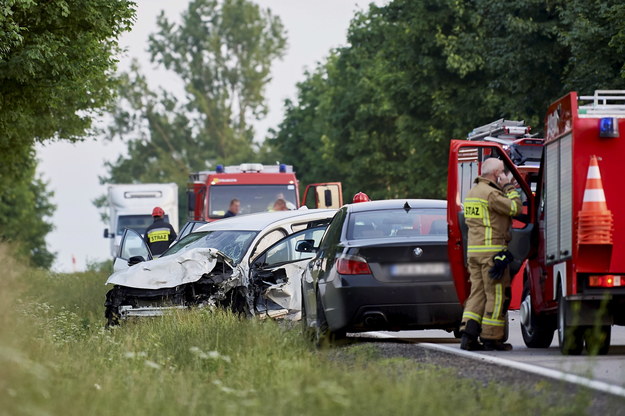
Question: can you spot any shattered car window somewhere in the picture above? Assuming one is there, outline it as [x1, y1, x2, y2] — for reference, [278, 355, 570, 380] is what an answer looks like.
[161, 230, 258, 264]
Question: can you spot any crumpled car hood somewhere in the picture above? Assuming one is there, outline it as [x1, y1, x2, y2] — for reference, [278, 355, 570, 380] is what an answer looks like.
[106, 248, 231, 289]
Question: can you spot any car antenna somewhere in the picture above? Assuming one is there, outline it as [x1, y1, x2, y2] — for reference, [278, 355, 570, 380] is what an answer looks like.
[403, 201, 411, 212]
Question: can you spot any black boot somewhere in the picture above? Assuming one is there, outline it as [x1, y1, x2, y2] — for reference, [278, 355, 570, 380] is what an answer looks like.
[460, 319, 484, 351]
[460, 334, 484, 351]
[482, 339, 513, 351]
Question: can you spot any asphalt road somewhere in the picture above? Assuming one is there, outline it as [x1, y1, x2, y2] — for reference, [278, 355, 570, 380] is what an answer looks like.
[360, 310, 625, 391]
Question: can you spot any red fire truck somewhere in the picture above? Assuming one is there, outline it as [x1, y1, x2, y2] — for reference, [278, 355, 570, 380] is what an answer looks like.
[448, 90, 625, 355]
[466, 120, 544, 309]
[187, 163, 343, 221]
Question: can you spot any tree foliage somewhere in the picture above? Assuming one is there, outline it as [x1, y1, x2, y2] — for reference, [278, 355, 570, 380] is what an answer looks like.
[270, 0, 625, 200]
[0, 0, 135, 165]
[0, 0, 135, 267]
[100, 0, 287, 222]
[0, 153, 56, 268]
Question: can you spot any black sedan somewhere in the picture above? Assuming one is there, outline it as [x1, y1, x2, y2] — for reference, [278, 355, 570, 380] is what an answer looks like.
[301, 199, 462, 344]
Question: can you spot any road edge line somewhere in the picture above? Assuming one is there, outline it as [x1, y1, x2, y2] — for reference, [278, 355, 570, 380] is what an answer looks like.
[419, 342, 625, 399]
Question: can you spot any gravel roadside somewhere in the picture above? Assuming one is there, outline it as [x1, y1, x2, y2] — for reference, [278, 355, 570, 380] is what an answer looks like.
[348, 341, 625, 415]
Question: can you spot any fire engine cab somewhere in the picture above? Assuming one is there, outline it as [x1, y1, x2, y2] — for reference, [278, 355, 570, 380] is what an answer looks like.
[448, 90, 625, 355]
[187, 163, 342, 221]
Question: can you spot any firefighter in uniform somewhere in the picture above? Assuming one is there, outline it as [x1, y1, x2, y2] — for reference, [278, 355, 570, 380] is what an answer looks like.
[143, 206, 177, 257]
[460, 158, 521, 351]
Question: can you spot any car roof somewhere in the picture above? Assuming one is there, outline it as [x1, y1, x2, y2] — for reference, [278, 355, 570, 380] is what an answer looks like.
[193, 209, 337, 232]
[347, 199, 446, 213]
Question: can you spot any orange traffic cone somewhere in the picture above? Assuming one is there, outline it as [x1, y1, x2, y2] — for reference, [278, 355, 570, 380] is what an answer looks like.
[577, 156, 613, 245]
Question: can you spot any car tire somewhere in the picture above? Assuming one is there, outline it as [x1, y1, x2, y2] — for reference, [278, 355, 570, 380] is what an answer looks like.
[105, 306, 120, 327]
[104, 287, 121, 327]
[557, 289, 584, 355]
[225, 286, 251, 317]
[520, 281, 555, 348]
[300, 284, 315, 342]
[315, 289, 346, 348]
[583, 325, 611, 355]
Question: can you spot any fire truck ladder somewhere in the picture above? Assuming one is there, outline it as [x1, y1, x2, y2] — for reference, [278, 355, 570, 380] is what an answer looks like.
[578, 90, 625, 118]
[466, 119, 542, 167]
[467, 119, 531, 142]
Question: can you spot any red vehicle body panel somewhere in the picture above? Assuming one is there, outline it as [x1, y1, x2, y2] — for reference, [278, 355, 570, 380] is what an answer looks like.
[447, 140, 535, 305]
[532, 92, 625, 309]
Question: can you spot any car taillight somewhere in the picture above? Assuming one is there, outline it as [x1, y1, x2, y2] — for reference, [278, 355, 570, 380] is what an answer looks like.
[589, 275, 624, 287]
[336, 257, 371, 275]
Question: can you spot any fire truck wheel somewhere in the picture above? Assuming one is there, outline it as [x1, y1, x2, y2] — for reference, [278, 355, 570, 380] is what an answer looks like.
[583, 325, 611, 355]
[557, 291, 584, 355]
[520, 283, 555, 348]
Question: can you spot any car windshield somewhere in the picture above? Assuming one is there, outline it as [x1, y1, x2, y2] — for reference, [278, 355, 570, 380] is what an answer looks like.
[347, 208, 447, 240]
[117, 215, 169, 235]
[208, 185, 298, 219]
[161, 230, 258, 264]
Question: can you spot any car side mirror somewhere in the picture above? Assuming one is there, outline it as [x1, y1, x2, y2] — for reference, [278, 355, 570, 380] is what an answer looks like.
[295, 239, 316, 253]
[104, 228, 109, 238]
[128, 256, 146, 267]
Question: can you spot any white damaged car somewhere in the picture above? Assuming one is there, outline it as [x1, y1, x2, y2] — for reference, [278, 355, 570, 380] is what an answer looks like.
[104, 209, 335, 325]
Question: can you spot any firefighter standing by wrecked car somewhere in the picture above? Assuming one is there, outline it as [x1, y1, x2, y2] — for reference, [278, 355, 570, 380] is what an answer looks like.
[459, 158, 521, 351]
[144, 206, 177, 257]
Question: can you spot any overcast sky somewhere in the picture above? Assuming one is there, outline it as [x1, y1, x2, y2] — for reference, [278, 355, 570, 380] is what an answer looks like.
[36, 0, 383, 272]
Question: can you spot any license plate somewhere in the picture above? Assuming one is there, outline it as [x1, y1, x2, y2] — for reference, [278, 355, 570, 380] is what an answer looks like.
[390, 263, 447, 276]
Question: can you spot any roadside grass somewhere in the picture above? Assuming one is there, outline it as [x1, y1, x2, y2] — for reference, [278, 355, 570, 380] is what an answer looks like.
[0, 244, 589, 415]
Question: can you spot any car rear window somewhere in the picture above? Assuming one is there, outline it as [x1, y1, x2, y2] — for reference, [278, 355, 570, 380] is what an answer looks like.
[346, 208, 447, 240]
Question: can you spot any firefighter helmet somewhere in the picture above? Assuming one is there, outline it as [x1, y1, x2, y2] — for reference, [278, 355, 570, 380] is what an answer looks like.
[352, 192, 371, 203]
[152, 206, 165, 217]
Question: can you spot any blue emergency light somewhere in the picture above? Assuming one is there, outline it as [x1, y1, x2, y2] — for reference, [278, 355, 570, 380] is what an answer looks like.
[216, 164, 224, 173]
[279, 163, 287, 173]
[599, 117, 619, 138]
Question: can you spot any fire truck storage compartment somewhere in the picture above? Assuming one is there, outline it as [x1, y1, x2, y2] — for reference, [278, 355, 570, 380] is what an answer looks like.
[544, 133, 573, 265]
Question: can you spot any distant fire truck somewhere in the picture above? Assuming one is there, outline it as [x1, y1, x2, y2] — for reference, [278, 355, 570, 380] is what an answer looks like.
[187, 163, 342, 221]
[448, 90, 625, 355]
[466, 119, 544, 309]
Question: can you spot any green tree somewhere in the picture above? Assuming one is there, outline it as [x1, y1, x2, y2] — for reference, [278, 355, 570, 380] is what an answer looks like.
[270, 0, 625, 200]
[0, 0, 135, 267]
[1, 0, 135, 171]
[100, 0, 287, 223]
[557, 0, 625, 92]
[0, 150, 56, 267]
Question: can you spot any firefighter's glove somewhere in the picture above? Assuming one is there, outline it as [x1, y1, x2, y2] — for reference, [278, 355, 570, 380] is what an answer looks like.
[489, 250, 513, 280]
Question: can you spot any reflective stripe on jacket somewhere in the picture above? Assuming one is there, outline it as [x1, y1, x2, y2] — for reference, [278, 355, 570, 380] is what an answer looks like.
[143, 219, 177, 256]
[464, 177, 521, 256]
